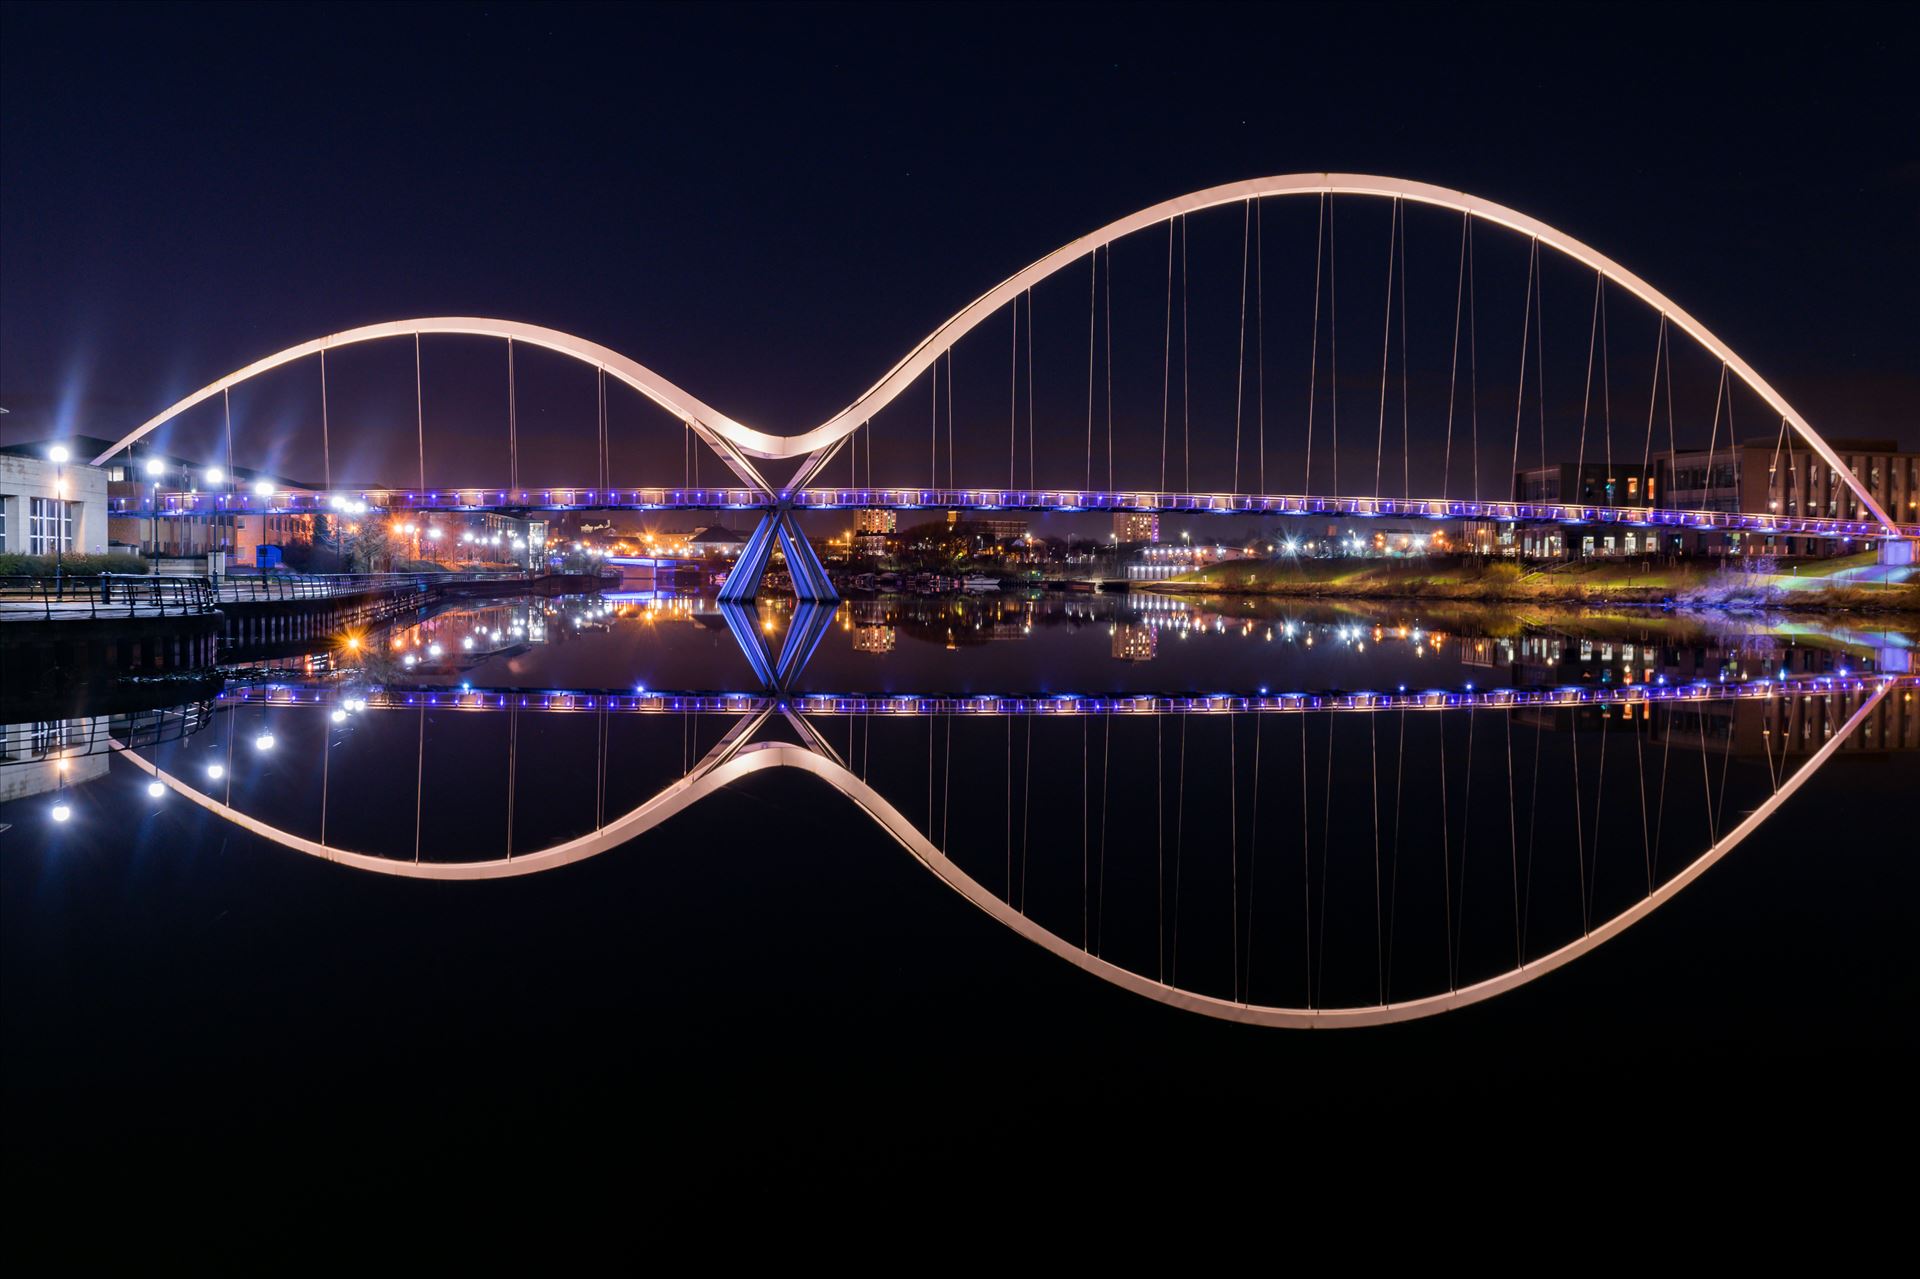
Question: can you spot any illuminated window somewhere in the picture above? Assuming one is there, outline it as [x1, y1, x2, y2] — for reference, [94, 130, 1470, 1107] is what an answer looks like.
[28, 498, 73, 554]
[1626, 477, 1639, 498]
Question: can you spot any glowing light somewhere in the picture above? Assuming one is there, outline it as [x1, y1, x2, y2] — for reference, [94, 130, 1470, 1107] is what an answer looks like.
[147, 781, 166, 799]
[51, 802, 72, 822]
[207, 763, 225, 780]
[205, 467, 225, 485]
[331, 709, 348, 723]
[48, 444, 70, 463]
[428, 643, 443, 656]
[254, 733, 276, 751]
[253, 480, 275, 498]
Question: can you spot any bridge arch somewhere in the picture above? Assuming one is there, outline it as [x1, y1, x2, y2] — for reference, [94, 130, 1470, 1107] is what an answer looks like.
[88, 316, 775, 491]
[93, 176, 1898, 531]
[110, 681, 1891, 1026]
[795, 174, 1898, 531]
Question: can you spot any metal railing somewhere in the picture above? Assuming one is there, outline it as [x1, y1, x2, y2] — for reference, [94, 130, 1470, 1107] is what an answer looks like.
[213, 572, 437, 603]
[0, 703, 217, 765]
[3, 569, 577, 620]
[0, 574, 216, 619]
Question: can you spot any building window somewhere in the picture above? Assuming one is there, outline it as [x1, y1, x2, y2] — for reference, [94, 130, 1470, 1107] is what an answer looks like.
[1626, 477, 1639, 498]
[0, 497, 8, 551]
[28, 498, 74, 554]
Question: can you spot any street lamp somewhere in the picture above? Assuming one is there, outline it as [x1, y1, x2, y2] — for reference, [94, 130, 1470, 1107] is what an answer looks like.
[146, 458, 165, 569]
[47, 445, 70, 587]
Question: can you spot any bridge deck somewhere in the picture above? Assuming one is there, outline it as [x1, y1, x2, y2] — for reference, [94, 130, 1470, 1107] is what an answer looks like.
[121, 486, 1917, 542]
[210, 673, 1915, 717]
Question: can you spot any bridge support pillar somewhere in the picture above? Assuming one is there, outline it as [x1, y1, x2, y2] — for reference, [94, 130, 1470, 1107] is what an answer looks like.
[1877, 538, 1914, 568]
[718, 510, 838, 604]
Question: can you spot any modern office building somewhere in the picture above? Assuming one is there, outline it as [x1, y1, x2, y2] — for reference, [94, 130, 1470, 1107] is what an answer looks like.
[1512, 460, 1660, 507]
[1659, 436, 1918, 554]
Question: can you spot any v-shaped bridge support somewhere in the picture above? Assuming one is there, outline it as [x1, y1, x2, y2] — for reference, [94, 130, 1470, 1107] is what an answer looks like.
[717, 506, 839, 603]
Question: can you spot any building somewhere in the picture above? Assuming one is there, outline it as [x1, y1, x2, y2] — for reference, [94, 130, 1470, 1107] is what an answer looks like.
[945, 510, 1028, 542]
[1660, 437, 1919, 555]
[1512, 460, 1661, 558]
[1113, 512, 1160, 543]
[1111, 622, 1157, 661]
[852, 624, 896, 653]
[1, 435, 322, 567]
[1513, 461, 1659, 507]
[0, 447, 109, 557]
[687, 525, 752, 557]
[854, 509, 897, 535]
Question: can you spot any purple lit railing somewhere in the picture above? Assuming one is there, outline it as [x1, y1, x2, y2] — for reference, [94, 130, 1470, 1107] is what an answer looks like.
[211, 673, 1916, 717]
[116, 484, 1917, 542]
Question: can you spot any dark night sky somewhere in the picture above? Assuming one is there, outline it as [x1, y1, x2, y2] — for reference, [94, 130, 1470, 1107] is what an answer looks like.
[3, 0, 1915, 463]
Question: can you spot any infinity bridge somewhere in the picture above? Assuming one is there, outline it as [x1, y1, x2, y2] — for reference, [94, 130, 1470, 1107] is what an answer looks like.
[96, 173, 1913, 606]
[111, 662, 1913, 1028]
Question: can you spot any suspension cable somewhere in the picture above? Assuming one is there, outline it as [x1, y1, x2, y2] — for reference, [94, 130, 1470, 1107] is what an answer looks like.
[1086, 251, 1097, 491]
[1181, 215, 1192, 491]
[1305, 195, 1326, 493]
[1234, 197, 1251, 494]
[1374, 197, 1398, 498]
[1704, 362, 1729, 524]
[1575, 273, 1601, 479]
[1640, 314, 1666, 484]
[1026, 290, 1036, 488]
[1534, 241, 1549, 479]
[1255, 197, 1266, 494]
[1443, 212, 1466, 500]
[506, 338, 518, 492]
[1105, 242, 1114, 491]
[1328, 197, 1339, 498]
[223, 386, 235, 494]
[1468, 219, 1480, 501]
[319, 347, 331, 490]
[1171, 714, 1187, 984]
[414, 333, 426, 491]
[1508, 238, 1538, 495]
[1161, 221, 1172, 492]
[1398, 199, 1410, 500]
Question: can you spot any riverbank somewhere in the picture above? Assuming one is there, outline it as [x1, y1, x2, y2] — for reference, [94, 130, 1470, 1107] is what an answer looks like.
[1143, 555, 1920, 614]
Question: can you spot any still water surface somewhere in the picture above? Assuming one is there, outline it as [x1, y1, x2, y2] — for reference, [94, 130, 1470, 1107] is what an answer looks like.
[5, 590, 1914, 1151]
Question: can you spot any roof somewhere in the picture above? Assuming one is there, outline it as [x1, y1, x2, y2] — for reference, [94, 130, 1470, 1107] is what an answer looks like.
[0, 435, 326, 489]
[688, 525, 752, 544]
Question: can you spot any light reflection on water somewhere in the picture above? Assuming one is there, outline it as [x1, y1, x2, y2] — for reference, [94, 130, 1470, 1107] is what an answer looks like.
[4, 590, 1915, 1030]
[356, 590, 1912, 697]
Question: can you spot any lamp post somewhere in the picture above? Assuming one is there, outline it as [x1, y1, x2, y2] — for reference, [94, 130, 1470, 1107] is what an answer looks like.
[47, 445, 69, 594]
[145, 457, 165, 572]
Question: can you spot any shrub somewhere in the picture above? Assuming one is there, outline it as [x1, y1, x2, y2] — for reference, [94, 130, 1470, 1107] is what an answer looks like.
[0, 552, 150, 576]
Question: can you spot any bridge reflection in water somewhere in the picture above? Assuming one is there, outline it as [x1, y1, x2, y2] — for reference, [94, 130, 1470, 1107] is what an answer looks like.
[98, 595, 1915, 1028]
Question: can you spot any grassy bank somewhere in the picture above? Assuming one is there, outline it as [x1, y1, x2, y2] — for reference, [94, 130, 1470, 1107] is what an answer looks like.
[1144, 555, 1920, 613]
